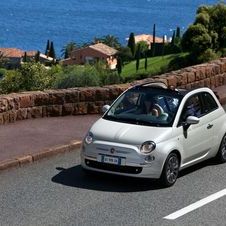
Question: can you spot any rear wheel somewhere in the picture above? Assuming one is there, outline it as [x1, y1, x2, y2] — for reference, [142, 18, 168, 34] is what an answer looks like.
[160, 153, 179, 187]
[216, 134, 226, 163]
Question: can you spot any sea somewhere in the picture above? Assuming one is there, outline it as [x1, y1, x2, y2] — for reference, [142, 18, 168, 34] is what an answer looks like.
[0, 0, 219, 57]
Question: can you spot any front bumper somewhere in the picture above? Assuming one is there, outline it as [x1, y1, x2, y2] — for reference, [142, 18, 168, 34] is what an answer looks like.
[80, 141, 164, 179]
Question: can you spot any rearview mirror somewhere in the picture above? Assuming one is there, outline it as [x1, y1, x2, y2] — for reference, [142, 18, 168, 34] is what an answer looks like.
[102, 105, 110, 113]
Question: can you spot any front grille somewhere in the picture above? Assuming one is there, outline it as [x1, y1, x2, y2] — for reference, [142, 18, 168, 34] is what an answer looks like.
[85, 159, 142, 174]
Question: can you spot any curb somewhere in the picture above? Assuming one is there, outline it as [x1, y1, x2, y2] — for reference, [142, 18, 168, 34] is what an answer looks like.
[0, 140, 82, 172]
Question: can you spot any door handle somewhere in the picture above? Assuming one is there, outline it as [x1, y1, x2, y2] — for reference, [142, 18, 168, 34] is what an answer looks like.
[207, 124, 213, 129]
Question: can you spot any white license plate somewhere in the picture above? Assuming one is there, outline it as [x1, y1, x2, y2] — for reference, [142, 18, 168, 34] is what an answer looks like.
[102, 156, 120, 165]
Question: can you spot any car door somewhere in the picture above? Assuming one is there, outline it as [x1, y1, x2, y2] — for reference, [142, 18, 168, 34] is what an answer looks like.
[178, 93, 214, 166]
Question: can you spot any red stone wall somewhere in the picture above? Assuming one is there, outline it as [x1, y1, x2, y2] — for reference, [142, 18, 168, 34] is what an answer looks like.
[0, 58, 226, 125]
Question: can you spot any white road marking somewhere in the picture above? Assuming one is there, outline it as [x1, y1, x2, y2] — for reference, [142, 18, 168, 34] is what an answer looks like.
[164, 188, 226, 220]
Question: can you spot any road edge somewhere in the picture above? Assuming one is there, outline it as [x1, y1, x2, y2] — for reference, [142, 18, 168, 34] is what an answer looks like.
[0, 140, 82, 172]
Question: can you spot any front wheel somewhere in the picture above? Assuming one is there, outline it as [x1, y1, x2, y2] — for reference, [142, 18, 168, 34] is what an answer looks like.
[216, 134, 226, 163]
[160, 153, 179, 187]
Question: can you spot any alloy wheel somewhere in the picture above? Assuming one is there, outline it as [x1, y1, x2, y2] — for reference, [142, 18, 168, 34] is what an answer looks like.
[166, 155, 179, 184]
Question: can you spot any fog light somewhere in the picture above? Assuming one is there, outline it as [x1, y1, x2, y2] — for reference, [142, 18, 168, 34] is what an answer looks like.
[144, 155, 155, 162]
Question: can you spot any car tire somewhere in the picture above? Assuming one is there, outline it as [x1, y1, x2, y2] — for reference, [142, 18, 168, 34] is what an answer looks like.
[216, 134, 226, 163]
[160, 153, 179, 187]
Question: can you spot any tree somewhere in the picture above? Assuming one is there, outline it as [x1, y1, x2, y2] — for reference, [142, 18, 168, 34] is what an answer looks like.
[116, 57, 122, 75]
[45, 40, 50, 56]
[171, 30, 175, 45]
[127, 32, 136, 57]
[135, 43, 141, 71]
[152, 24, 156, 57]
[181, 3, 226, 61]
[144, 52, 148, 71]
[23, 52, 27, 62]
[117, 46, 133, 64]
[61, 41, 77, 59]
[176, 27, 181, 39]
[102, 35, 121, 49]
[35, 51, 40, 62]
[162, 35, 165, 56]
[0, 52, 8, 68]
[49, 41, 56, 59]
[182, 24, 212, 55]
[136, 41, 149, 58]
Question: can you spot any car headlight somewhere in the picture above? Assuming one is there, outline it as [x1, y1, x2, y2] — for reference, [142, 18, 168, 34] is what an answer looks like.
[140, 141, 156, 154]
[85, 132, 94, 144]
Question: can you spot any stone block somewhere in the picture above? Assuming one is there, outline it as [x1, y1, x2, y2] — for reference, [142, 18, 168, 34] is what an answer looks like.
[62, 103, 75, 116]
[166, 75, 177, 87]
[204, 78, 211, 87]
[16, 108, 28, 120]
[215, 74, 224, 87]
[87, 102, 99, 114]
[195, 68, 206, 81]
[2, 112, 9, 124]
[210, 77, 216, 88]
[19, 94, 34, 108]
[34, 92, 49, 106]
[79, 88, 96, 102]
[9, 111, 17, 123]
[31, 107, 43, 118]
[74, 102, 88, 115]
[64, 89, 79, 103]
[187, 72, 196, 83]
[46, 90, 65, 105]
[95, 88, 110, 101]
[0, 98, 8, 113]
[46, 105, 62, 117]
[0, 114, 4, 124]
[42, 106, 47, 117]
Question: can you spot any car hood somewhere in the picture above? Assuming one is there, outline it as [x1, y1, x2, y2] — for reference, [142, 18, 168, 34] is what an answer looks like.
[89, 118, 173, 145]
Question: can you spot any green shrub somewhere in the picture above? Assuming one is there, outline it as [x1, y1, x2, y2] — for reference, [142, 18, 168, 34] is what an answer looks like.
[0, 63, 55, 93]
[103, 71, 123, 85]
[54, 65, 101, 88]
[168, 54, 195, 71]
[0, 68, 7, 78]
[0, 70, 21, 93]
[197, 48, 218, 63]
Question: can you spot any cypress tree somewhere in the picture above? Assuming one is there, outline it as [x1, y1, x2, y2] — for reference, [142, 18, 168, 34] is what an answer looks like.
[136, 43, 141, 72]
[116, 57, 122, 75]
[45, 40, 50, 56]
[49, 41, 56, 59]
[176, 26, 181, 38]
[35, 51, 40, 62]
[23, 52, 27, 62]
[162, 35, 165, 56]
[171, 30, 175, 45]
[144, 52, 148, 71]
[152, 24, 156, 57]
[64, 48, 69, 59]
[127, 32, 136, 57]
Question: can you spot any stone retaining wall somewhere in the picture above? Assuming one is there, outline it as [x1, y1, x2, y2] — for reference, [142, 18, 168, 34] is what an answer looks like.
[1, 58, 226, 125]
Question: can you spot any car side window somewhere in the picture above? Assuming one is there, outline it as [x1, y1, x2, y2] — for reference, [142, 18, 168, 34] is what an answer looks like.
[179, 94, 202, 125]
[201, 92, 218, 114]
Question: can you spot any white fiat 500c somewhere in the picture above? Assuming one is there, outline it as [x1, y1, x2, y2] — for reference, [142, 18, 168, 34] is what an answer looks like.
[81, 82, 226, 187]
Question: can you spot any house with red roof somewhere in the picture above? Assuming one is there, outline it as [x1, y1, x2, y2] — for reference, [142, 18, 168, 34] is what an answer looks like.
[0, 48, 53, 69]
[60, 43, 118, 69]
[126, 34, 165, 49]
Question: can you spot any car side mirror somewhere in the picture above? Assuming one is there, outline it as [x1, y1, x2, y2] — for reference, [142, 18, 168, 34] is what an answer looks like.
[186, 116, 200, 125]
[182, 116, 200, 131]
[102, 105, 110, 113]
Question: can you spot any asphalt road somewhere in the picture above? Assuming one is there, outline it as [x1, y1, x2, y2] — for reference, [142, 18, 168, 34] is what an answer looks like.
[1, 149, 226, 226]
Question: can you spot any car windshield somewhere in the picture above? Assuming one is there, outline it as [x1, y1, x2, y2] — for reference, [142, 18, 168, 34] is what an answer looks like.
[103, 86, 183, 127]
